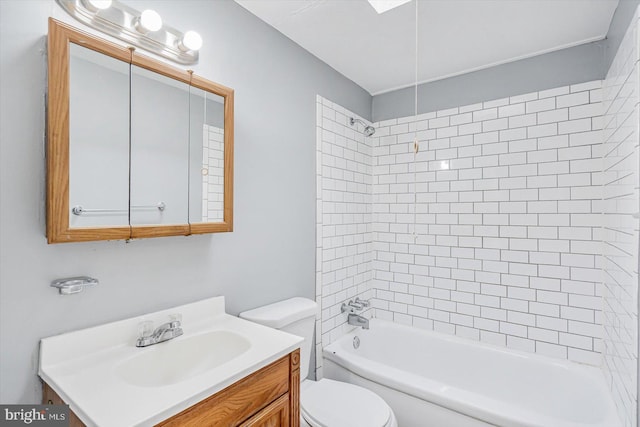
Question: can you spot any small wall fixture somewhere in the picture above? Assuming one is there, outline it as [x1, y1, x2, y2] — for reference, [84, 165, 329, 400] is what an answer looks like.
[56, 0, 202, 64]
[51, 276, 99, 295]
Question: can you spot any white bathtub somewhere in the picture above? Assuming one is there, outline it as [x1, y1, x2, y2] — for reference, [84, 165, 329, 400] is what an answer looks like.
[323, 319, 620, 427]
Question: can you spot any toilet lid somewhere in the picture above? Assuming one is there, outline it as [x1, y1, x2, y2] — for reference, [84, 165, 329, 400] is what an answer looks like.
[300, 379, 391, 427]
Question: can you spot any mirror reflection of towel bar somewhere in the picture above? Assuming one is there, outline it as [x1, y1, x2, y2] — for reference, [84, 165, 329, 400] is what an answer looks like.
[72, 202, 166, 216]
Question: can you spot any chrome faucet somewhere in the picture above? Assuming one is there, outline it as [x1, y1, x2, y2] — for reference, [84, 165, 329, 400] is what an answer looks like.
[341, 298, 371, 329]
[341, 299, 368, 313]
[347, 313, 370, 329]
[136, 315, 183, 347]
[355, 297, 370, 308]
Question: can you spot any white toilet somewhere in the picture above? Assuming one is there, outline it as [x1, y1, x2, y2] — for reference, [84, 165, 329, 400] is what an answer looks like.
[240, 297, 398, 427]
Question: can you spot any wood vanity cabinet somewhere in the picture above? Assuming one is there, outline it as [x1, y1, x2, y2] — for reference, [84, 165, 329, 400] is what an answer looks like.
[42, 350, 300, 427]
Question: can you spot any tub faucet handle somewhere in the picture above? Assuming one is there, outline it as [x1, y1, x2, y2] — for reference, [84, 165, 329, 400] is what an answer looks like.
[355, 297, 370, 307]
[341, 299, 363, 313]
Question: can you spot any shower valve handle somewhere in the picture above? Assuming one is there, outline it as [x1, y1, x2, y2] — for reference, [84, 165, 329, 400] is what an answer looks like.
[355, 297, 370, 307]
[341, 300, 364, 314]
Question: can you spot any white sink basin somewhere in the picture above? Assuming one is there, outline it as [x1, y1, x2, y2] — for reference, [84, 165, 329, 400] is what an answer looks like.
[115, 331, 251, 387]
[39, 296, 302, 426]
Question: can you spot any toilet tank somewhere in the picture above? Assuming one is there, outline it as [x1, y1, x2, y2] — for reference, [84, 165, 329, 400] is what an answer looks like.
[239, 297, 317, 379]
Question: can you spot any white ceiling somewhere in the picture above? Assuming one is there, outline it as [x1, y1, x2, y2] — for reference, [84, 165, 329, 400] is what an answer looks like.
[234, 0, 619, 95]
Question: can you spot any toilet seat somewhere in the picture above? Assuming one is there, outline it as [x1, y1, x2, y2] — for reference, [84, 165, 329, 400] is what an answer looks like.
[300, 379, 392, 427]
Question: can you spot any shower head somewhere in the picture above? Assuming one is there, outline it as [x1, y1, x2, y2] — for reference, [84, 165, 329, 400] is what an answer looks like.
[349, 117, 376, 137]
[363, 125, 376, 137]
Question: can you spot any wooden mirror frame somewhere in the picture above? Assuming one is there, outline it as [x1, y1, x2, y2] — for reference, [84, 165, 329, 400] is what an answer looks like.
[189, 74, 234, 235]
[47, 19, 234, 243]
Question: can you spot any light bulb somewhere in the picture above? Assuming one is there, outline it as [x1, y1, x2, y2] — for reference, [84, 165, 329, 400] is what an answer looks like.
[82, 0, 112, 12]
[179, 31, 203, 52]
[182, 31, 203, 51]
[367, 0, 411, 14]
[137, 9, 163, 33]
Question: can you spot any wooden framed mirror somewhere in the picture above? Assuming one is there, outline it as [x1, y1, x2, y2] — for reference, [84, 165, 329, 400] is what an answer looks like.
[47, 19, 234, 243]
[188, 74, 234, 235]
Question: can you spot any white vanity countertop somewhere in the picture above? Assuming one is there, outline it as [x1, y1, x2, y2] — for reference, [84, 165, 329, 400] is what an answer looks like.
[39, 296, 302, 427]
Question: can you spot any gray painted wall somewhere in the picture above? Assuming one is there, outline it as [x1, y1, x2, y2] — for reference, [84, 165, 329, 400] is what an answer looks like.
[372, 0, 640, 122]
[605, 0, 640, 68]
[0, 0, 370, 404]
[372, 40, 606, 121]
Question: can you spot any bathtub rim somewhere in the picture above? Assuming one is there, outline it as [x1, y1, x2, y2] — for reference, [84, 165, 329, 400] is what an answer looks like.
[322, 318, 621, 427]
[323, 357, 495, 427]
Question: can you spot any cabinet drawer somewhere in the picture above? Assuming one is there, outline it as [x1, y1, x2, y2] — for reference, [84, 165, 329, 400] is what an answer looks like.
[156, 355, 290, 427]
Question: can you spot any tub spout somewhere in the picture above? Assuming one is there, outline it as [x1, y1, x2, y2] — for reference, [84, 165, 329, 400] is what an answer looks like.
[348, 313, 369, 330]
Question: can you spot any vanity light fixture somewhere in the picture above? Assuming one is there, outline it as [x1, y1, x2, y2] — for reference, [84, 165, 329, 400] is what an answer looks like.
[56, 0, 201, 64]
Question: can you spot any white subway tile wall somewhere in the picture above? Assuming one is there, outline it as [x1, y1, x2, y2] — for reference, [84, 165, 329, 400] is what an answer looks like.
[370, 80, 604, 366]
[602, 9, 640, 427]
[315, 96, 374, 378]
[202, 125, 224, 221]
[316, 12, 640, 425]
[317, 78, 606, 366]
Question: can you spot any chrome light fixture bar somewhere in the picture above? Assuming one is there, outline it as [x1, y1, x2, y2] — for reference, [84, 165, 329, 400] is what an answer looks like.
[56, 0, 201, 64]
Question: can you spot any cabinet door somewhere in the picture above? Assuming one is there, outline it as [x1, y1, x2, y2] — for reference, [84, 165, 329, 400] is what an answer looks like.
[47, 19, 133, 243]
[188, 86, 225, 224]
[188, 75, 234, 234]
[68, 43, 130, 229]
[240, 395, 290, 427]
[129, 59, 191, 238]
[156, 356, 289, 427]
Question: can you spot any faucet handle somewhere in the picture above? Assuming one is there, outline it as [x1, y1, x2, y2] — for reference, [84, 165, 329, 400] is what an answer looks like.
[341, 300, 363, 314]
[169, 313, 182, 327]
[355, 297, 370, 307]
[138, 320, 154, 338]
